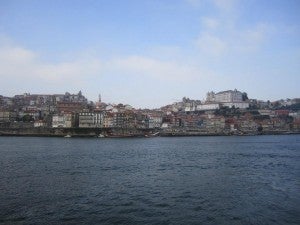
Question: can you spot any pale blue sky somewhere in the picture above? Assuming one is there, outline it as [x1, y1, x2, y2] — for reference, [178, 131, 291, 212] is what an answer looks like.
[0, 0, 299, 108]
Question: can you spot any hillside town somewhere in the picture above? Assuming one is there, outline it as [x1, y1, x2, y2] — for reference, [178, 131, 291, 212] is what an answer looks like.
[0, 89, 299, 137]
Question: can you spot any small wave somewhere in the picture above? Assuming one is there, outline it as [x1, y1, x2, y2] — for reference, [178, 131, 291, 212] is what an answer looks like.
[193, 206, 204, 211]
[154, 203, 170, 208]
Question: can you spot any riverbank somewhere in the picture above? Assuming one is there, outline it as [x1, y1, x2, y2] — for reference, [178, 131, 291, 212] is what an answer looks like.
[0, 127, 299, 138]
[0, 127, 158, 138]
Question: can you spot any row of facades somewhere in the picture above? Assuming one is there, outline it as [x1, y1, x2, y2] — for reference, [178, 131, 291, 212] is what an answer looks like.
[1, 90, 300, 132]
[52, 110, 162, 129]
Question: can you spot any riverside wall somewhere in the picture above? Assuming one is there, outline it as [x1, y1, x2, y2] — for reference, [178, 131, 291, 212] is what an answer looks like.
[0, 127, 299, 138]
[0, 127, 158, 137]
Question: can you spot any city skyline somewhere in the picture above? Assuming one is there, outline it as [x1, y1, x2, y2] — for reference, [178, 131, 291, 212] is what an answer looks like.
[0, 0, 299, 108]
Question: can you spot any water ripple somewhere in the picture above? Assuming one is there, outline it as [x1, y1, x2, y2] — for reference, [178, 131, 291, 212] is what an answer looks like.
[0, 135, 299, 225]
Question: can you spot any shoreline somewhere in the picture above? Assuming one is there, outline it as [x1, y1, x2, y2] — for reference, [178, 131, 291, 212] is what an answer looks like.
[0, 127, 299, 138]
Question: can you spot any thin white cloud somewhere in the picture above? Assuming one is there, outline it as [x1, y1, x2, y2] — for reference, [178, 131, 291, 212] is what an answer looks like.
[36, 59, 103, 84]
[190, 0, 274, 55]
[195, 33, 227, 56]
[108, 55, 210, 81]
[195, 22, 273, 56]
[239, 23, 274, 49]
[195, 0, 275, 57]
[185, 0, 203, 7]
[211, 0, 237, 11]
[186, 0, 237, 11]
[3, 46, 36, 63]
[0, 41, 216, 98]
[0, 44, 102, 85]
[201, 17, 220, 30]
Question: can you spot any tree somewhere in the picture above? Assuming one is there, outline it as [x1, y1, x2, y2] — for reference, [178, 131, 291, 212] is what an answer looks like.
[22, 114, 34, 122]
[257, 125, 263, 133]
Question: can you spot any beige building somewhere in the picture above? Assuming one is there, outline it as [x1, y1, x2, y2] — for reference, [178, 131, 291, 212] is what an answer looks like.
[0, 111, 17, 122]
[52, 113, 73, 128]
[103, 112, 114, 128]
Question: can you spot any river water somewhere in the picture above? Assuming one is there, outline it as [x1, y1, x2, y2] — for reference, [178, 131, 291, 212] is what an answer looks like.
[0, 135, 299, 225]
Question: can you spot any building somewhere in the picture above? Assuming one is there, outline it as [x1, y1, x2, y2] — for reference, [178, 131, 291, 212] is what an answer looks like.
[206, 89, 249, 109]
[111, 111, 136, 128]
[258, 110, 275, 117]
[147, 113, 163, 128]
[78, 112, 104, 128]
[34, 120, 47, 128]
[56, 102, 86, 113]
[275, 110, 290, 117]
[196, 103, 220, 111]
[207, 89, 243, 103]
[52, 113, 74, 128]
[0, 110, 17, 122]
[103, 112, 114, 128]
[19, 109, 41, 121]
[203, 116, 226, 131]
[222, 102, 249, 109]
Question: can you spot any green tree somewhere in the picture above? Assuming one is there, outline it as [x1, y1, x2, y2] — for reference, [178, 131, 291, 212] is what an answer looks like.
[22, 114, 34, 122]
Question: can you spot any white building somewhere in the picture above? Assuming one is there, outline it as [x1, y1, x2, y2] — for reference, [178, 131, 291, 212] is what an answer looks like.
[34, 120, 47, 127]
[196, 103, 220, 111]
[207, 89, 243, 103]
[222, 102, 249, 109]
[205, 89, 249, 109]
[161, 123, 169, 128]
[52, 113, 73, 128]
[79, 112, 104, 128]
[184, 105, 197, 112]
[258, 110, 275, 117]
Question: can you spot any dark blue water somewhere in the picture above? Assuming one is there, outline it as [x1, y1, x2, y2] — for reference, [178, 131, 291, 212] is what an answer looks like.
[0, 135, 299, 225]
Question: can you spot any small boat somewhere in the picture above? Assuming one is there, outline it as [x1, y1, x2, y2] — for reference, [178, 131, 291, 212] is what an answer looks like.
[152, 132, 160, 136]
[98, 134, 105, 138]
[64, 134, 72, 138]
[145, 132, 160, 138]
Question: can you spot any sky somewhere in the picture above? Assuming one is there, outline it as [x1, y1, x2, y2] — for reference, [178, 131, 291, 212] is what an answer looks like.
[0, 0, 299, 108]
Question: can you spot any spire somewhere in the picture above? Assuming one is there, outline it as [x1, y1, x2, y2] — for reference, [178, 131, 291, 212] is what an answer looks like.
[98, 94, 101, 103]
